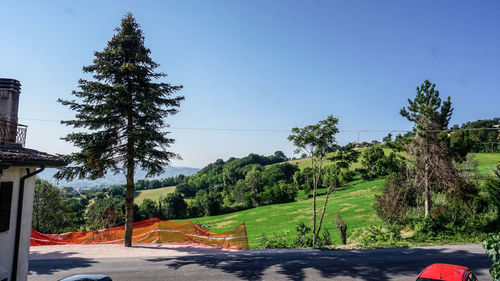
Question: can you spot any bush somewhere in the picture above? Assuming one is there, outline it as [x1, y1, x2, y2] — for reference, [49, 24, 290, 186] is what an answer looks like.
[483, 233, 500, 281]
[257, 222, 332, 249]
[160, 192, 187, 219]
[258, 231, 293, 249]
[413, 214, 457, 238]
[361, 223, 401, 246]
[374, 172, 410, 225]
[260, 183, 297, 205]
[294, 222, 313, 247]
[194, 222, 212, 231]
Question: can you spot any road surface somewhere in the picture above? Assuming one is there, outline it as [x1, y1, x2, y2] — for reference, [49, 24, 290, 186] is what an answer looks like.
[28, 244, 493, 281]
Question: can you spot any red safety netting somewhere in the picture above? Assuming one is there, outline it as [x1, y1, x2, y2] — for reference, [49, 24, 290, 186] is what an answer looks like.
[30, 218, 249, 250]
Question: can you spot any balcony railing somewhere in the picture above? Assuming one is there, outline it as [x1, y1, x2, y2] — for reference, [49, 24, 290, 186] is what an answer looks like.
[0, 120, 27, 146]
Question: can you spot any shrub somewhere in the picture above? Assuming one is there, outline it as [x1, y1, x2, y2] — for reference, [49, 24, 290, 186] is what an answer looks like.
[374, 173, 410, 225]
[361, 223, 401, 246]
[258, 222, 332, 249]
[483, 233, 500, 281]
[257, 231, 293, 249]
[294, 222, 313, 247]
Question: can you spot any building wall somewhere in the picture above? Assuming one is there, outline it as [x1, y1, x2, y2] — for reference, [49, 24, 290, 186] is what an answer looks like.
[0, 167, 36, 281]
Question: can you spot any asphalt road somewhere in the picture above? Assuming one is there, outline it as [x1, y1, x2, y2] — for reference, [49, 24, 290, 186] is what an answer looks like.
[28, 244, 493, 281]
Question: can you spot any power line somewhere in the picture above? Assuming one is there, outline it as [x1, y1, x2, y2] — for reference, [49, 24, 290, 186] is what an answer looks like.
[17, 117, 500, 134]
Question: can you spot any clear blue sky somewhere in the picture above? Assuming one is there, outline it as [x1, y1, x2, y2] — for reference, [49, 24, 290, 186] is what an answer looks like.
[1, 1, 499, 168]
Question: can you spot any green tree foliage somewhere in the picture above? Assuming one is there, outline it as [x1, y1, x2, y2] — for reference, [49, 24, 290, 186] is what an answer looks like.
[293, 167, 313, 197]
[138, 198, 160, 220]
[172, 152, 297, 216]
[85, 197, 125, 230]
[190, 190, 223, 217]
[360, 146, 403, 180]
[483, 233, 500, 281]
[55, 14, 183, 246]
[32, 179, 83, 233]
[450, 118, 500, 156]
[160, 192, 187, 219]
[288, 115, 339, 247]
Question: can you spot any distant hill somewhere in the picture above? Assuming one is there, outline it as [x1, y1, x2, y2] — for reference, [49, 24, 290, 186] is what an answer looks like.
[38, 166, 199, 190]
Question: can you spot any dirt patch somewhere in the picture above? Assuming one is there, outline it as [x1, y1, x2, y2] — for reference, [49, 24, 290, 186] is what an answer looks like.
[256, 218, 267, 222]
[339, 203, 355, 212]
[215, 220, 237, 228]
[288, 209, 310, 215]
[293, 215, 307, 221]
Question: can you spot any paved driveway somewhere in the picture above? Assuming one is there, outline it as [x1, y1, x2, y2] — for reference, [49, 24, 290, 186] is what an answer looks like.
[28, 244, 493, 281]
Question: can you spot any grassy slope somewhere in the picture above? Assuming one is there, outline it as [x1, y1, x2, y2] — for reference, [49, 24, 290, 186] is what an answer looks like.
[134, 186, 176, 205]
[173, 152, 499, 249]
[474, 153, 500, 174]
[175, 179, 384, 249]
[289, 147, 397, 170]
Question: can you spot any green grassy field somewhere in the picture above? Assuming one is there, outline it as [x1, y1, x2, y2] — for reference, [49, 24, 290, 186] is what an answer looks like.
[134, 186, 176, 205]
[473, 152, 500, 174]
[175, 179, 384, 248]
[173, 152, 499, 249]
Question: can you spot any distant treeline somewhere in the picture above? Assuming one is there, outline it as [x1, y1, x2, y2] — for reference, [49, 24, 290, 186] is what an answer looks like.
[134, 175, 187, 190]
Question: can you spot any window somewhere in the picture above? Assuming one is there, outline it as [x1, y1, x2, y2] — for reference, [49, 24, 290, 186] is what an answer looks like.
[0, 182, 14, 232]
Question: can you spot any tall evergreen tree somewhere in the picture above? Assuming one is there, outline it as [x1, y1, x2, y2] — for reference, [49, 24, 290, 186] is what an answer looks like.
[56, 13, 184, 246]
[400, 80, 459, 217]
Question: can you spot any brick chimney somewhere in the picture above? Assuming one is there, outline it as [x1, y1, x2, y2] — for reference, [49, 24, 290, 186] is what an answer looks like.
[0, 79, 22, 144]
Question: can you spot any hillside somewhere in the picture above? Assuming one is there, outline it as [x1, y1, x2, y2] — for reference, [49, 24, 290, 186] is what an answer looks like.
[175, 178, 384, 249]
[175, 152, 500, 249]
[288, 147, 396, 170]
[134, 186, 177, 205]
[290, 151, 497, 175]
[39, 166, 199, 190]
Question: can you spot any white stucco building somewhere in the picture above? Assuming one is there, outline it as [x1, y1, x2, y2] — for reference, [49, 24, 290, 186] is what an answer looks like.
[0, 78, 65, 281]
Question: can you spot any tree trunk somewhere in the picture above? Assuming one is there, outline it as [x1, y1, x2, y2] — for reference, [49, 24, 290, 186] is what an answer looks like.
[312, 178, 317, 248]
[316, 186, 332, 238]
[424, 163, 430, 217]
[312, 197, 317, 247]
[124, 108, 135, 247]
[124, 163, 135, 247]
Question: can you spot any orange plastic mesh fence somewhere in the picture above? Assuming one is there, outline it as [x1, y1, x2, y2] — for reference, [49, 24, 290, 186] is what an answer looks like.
[30, 218, 249, 250]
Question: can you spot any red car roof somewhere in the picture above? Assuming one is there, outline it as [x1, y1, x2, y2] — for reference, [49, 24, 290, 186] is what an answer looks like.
[417, 263, 468, 281]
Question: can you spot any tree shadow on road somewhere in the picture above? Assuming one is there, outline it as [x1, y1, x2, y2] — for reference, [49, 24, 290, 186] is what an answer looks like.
[146, 246, 493, 281]
[29, 251, 97, 275]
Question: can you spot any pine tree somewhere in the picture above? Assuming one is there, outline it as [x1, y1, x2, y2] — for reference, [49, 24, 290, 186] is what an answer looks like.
[400, 80, 459, 217]
[56, 13, 184, 247]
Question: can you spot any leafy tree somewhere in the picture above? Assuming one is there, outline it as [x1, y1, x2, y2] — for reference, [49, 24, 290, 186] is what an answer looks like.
[85, 197, 125, 230]
[293, 167, 313, 196]
[55, 14, 183, 246]
[269, 151, 288, 163]
[33, 179, 80, 233]
[361, 146, 385, 174]
[400, 80, 460, 217]
[191, 190, 223, 217]
[288, 115, 339, 247]
[383, 133, 393, 144]
[160, 192, 187, 219]
[138, 198, 159, 220]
